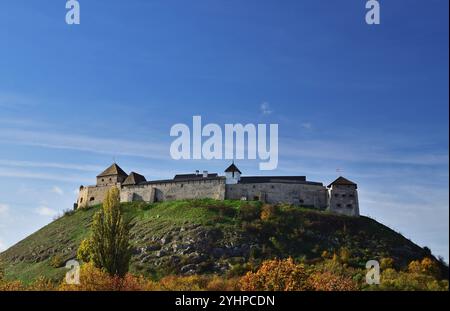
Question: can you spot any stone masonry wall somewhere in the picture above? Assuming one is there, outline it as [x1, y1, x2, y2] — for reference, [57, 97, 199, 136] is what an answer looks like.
[225, 183, 328, 208]
[77, 184, 119, 208]
[120, 178, 226, 203]
[76, 177, 359, 217]
[327, 185, 360, 216]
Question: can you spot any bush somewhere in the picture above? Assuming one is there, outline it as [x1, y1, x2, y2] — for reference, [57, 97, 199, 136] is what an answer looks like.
[77, 238, 93, 262]
[338, 247, 351, 264]
[307, 271, 357, 291]
[239, 258, 308, 291]
[59, 262, 150, 291]
[377, 267, 448, 291]
[27, 277, 56, 291]
[207, 205, 236, 218]
[227, 263, 252, 277]
[408, 257, 441, 278]
[238, 205, 262, 222]
[50, 255, 65, 268]
[260, 205, 278, 221]
[148, 275, 240, 291]
[0, 264, 4, 281]
[0, 280, 24, 291]
[380, 257, 394, 270]
[63, 209, 76, 217]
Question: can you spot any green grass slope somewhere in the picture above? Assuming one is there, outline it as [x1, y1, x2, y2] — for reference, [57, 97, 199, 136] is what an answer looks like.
[0, 199, 443, 284]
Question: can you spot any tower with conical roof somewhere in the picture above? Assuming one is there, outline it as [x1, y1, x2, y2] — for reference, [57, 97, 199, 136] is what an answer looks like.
[224, 162, 242, 184]
[96, 163, 128, 186]
[327, 176, 359, 216]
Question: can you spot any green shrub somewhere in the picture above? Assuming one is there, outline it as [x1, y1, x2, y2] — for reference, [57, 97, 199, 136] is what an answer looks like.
[380, 257, 394, 269]
[63, 209, 76, 217]
[207, 204, 236, 218]
[238, 205, 262, 222]
[77, 238, 93, 262]
[50, 254, 65, 268]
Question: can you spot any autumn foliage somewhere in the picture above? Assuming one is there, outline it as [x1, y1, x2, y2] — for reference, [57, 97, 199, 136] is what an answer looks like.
[0, 256, 447, 291]
[240, 258, 308, 291]
[239, 257, 357, 291]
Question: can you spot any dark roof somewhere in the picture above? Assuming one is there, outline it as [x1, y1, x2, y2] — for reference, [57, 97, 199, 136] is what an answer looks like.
[142, 176, 225, 185]
[122, 172, 147, 186]
[328, 176, 357, 188]
[239, 176, 322, 186]
[174, 173, 218, 180]
[97, 163, 128, 177]
[224, 163, 242, 174]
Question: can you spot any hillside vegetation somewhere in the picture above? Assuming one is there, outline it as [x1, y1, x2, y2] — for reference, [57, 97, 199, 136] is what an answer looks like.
[0, 199, 447, 286]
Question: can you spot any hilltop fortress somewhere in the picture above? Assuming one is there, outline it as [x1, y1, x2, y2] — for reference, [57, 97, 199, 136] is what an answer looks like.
[76, 163, 360, 216]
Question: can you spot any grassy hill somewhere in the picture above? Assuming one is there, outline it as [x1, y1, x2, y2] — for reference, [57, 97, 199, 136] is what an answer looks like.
[0, 199, 445, 284]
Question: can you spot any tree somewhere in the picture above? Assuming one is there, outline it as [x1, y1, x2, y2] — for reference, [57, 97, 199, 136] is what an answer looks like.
[307, 271, 357, 291]
[239, 258, 308, 291]
[77, 238, 93, 263]
[90, 187, 131, 277]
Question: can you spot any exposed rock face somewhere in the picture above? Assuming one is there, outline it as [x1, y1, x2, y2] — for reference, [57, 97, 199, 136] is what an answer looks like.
[130, 225, 253, 275]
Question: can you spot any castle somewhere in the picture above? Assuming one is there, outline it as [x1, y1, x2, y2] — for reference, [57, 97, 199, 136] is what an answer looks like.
[76, 163, 360, 216]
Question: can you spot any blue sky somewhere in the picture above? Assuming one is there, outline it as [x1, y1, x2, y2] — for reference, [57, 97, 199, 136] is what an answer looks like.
[0, 1, 448, 261]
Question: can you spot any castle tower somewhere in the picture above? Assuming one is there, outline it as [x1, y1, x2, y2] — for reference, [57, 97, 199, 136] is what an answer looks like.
[224, 162, 241, 184]
[96, 163, 128, 186]
[327, 176, 360, 216]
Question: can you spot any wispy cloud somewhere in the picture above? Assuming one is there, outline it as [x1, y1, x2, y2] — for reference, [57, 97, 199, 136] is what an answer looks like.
[51, 186, 64, 196]
[0, 159, 104, 172]
[280, 138, 449, 166]
[0, 167, 91, 184]
[35, 206, 58, 217]
[0, 129, 169, 160]
[0, 203, 9, 216]
[260, 102, 273, 115]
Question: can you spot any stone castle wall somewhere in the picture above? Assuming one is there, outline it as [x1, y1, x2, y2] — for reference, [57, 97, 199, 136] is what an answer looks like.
[77, 184, 122, 208]
[78, 181, 328, 209]
[225, 183, 328, 208]
[120, 178, 226, 203]
[76, 174, 359, 217]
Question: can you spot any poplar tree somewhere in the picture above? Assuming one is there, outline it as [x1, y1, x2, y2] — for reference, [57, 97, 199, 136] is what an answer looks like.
[90, 187, 131, 277]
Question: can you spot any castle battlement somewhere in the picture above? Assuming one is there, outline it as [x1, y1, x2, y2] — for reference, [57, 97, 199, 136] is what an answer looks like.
[76, 163, 360, 217]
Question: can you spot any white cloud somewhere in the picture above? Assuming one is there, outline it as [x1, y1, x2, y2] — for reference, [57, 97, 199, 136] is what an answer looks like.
[35, 206, 58, 217]
[0, 203, 9, 216]
[0, 159, 103, 172]
[51, 186, 64, 196]
[0, 129, 168, 160]
[0, 167, 91, 184]
[260, 102, 273, 115]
